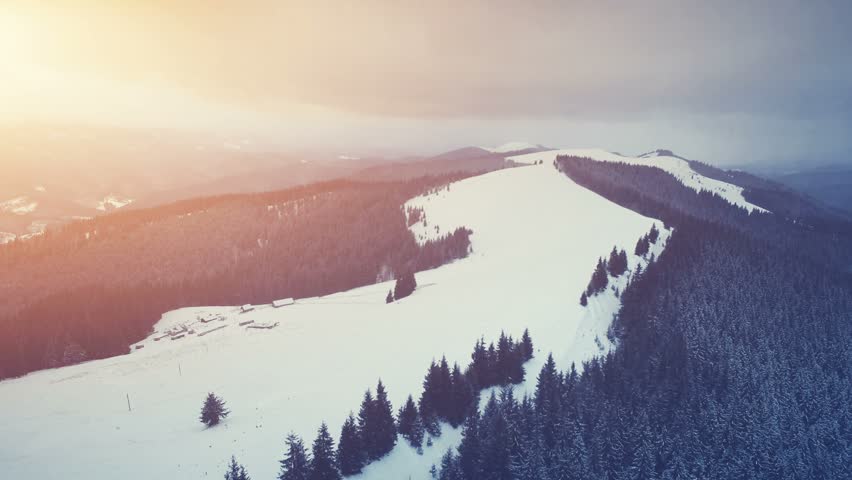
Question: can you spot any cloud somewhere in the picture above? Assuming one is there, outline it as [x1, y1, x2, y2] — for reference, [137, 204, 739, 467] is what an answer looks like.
[2, 1, 852, 164]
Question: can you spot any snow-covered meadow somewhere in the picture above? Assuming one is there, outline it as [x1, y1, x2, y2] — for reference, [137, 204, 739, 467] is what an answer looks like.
[0, 161, 665, 479]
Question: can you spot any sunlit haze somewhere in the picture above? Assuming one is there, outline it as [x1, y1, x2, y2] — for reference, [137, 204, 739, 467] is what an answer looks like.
[2, 1, 852, 161]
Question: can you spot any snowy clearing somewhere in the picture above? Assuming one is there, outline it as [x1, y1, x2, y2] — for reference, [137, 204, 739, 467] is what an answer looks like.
[0, 163, 664, 479]
[509, 148, 767, 213]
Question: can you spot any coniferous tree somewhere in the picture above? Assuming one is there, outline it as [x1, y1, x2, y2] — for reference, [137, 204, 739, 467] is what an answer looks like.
[200, 392, 230, 427]
[397, 395, 424, 448]
[580, 291, 588, 306]
[480, 393, 512, 480]
[279, 433, 310, 480]
[372, 380, 397, 459]
[224, 456, 251, 480]
[608, 247, 629, 277]
[519, 328, 534, 362]
[308, 423, 341, 480]
[419, 363, 442, 438]
[635, 235, 650, 256]
[587, 257, 609, 295]
[457, 407, 483, 480]
[385, 290, 394, 304]
[449, 363, 475, 427]
[336, 414, 364, 476]
[356, 390, 376, 460]
[648, 223, 660, 243]
[438, 449, 462, 480]
[393, 271, 417, 300]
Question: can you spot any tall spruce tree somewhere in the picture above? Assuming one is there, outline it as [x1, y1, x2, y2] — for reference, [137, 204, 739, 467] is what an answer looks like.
[449, 363, 474, 427]
[279, 433, 310, 480]
[480, 393, 513, 480]
[397, 395, 424, 448]
[457, 407, 483, 480]
[356, 390, 376, 460]
[200, 392, 230, 427]
[520, 328, 534, 361]
[336, 413, 364, 476]
[308, 423, 341, 480]
[372, 380, 397, 459]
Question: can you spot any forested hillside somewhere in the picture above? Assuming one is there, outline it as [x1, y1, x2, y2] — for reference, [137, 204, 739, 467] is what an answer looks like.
[0, 176, 473, 380]
[432, 157, 852, 479]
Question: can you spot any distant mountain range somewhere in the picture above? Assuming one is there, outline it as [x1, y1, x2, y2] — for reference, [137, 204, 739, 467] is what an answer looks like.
[0, 127, 543, 242]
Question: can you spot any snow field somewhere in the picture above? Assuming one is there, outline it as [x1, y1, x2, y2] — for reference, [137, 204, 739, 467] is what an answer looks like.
[0, 162, 664, 479]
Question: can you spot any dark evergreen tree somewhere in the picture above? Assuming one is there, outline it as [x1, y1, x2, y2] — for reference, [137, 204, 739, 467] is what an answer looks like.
[336, 414, 364, 476]
[397, 395, 424, 448]
[480, 393, 513, 480]
[438, 449, 462, 480]
[224, 456, 251, 480]
[648, 223, 660, 243]
[279, 433, 310, 480]
[586, 257, 609, 295]
[385, 290, 394, 304]
[372, 380, 397, 459]
[449, 363, 475, 427]
[580, 291, 588, 306]
[608, 246, 629, 277]
[456, 407, 483, 480]
[635, 235, 650, 256]
[308, 423, 341, 480]
[519, 328, 534, 361]
[356, 390, 376, 460]
[200, 392, 230, 427]
[393, 271, 417, 300]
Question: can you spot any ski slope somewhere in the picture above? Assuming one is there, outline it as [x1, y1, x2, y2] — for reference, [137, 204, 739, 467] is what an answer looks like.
[509, 148, 767, 213]
[0, 162, 666, 480]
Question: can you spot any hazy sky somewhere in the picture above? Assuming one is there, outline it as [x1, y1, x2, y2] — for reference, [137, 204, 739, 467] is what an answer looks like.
[2, 1, 851, 164]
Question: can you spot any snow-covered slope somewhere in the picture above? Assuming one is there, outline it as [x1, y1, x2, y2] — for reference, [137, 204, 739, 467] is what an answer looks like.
[509, 148, 767, 213]
[0, 163, 665, 480]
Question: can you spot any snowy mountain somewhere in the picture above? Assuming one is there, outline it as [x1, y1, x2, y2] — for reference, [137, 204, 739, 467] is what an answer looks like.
[0, 159, 666, 479]
[479, 141, 548, 154]
[509, 148, 768, 213]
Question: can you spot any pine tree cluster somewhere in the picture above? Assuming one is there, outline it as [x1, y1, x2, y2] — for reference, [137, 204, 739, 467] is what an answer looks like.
[276, 330, 535, 478]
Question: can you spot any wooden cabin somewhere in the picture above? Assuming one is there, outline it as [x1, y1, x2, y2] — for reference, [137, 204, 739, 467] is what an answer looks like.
[272, 298, 295, 308]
